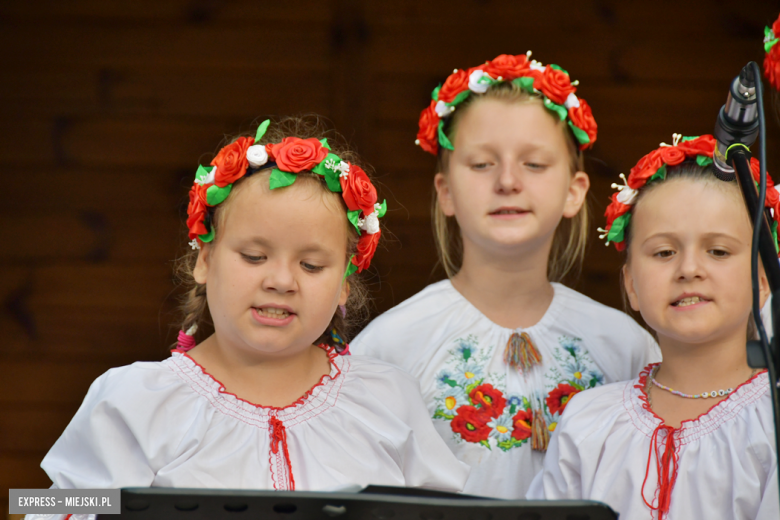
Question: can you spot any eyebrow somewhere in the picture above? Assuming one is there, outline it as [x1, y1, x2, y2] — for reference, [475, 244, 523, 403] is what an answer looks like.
[642, 231, 743, 243]
[244, 237, 334, 255]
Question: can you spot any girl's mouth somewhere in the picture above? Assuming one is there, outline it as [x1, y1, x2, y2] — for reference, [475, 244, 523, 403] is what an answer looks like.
[255, 307, 291, 319]
[489, 207, 529, 217]
[252, 306, 295, 326]
[671, 296, 710, 307]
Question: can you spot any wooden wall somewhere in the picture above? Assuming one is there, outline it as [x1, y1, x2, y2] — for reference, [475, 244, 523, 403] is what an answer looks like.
[2, 0, 779, 515]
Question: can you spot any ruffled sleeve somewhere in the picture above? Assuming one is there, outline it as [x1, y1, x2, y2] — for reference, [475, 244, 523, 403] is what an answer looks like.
[41, 362, 208, 490]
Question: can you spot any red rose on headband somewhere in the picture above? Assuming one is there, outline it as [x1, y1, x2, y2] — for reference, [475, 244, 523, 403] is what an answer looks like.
[212, 136, 254, 187]
[659, 146, 686, 166]
[484, 54, 531, 80]
[568, 99, 598, 150]
[186, 183, 209, 239]
[438, 68, 470, 103]
[536, 67, 576, 105]
[417, 101, 439, 155]
[765, 45, 780, 92]
[628, 149, 664, 188]
[604, 192, 632, 226]
[266, 137, 328, 173]
[676, 135, 715, 157]
[340, 163, 378, 215]
[353, 230, 381, 272]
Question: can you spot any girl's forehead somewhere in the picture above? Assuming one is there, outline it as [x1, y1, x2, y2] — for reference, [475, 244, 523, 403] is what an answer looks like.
[632, 178, 749, 236]
[454, 98, 565, 150]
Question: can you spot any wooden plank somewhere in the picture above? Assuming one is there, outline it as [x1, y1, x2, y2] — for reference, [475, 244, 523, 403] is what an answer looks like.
[0, 213, 181, 262]
[0, 453, 52, 492]
[4, 169, 186, 212]
[0, 0, 331, 22]
[0, 360, 124, 405]
[0, 67, 331, 118]
[0, 24, 332, 70]
[0, 407, 75, 453]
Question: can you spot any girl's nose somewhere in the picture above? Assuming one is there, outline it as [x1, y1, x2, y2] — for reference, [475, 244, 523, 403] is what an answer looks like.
[261, 261, 297, 293]
[495, 162, 522, 194]
[676, 250, 706, 281]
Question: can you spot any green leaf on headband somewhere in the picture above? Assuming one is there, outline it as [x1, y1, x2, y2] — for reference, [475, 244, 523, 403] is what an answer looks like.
[324, 170, 342, 193]
[682, 135, 699, 142]
[568, 121, 590, 146]
[772, 220, 779, 253]
[255, 119, 271, 142]
[543, 98, 567, 121]
[376, 199, 387, 218]
[269, 169, 297, 189]
[344, 259, 358, 279]
[549, 64, 569, 75]
[312, 153, 342, 175]
[438, 120, 454, 151]
[320, 138, 331, 150]
[513, 76, 535, 93]
[206, 184, 232, 206]
[696, 155, 714, 167]
[649, 164, 667, 183]
[347, 209, 362, 234]
[450, 90, 471, 106]
[199, 227, 215, 243]
[195, 165, 214, 183]
[765, 27, 778, 52]
[432, 84, 441, 101]
[607, 212, 631, 244]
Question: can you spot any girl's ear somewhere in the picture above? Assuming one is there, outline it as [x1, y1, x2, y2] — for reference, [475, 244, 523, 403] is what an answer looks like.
[338, 279, 349, 306]
[622, 263, 641, 312]
[434, 172, 456, 217]
[193, 243, 211, 285]
[758, 262, 771, 308]
[562, 171, 590, 218]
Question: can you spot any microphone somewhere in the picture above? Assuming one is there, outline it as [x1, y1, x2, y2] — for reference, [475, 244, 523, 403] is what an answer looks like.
[713, 64, 759, 181]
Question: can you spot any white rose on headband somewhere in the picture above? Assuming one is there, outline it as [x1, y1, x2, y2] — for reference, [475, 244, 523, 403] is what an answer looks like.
[468, 70, 491, 94]
[529, 60, 546, 73]
[360, 212, 380, 235]
[435, 100, 454, 117]
[246, 145, 269, 168]
[564, 93, 580, 109]
[616, 187, 638, 205]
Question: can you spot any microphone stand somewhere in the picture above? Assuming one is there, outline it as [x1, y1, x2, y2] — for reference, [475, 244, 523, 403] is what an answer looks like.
[722, 61, 780, 507]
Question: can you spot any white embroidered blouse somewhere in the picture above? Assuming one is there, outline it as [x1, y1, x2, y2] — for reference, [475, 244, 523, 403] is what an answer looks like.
[28, 347, 469, 520]
[350, 280, 660, 498]
[527, 366, 778, 520]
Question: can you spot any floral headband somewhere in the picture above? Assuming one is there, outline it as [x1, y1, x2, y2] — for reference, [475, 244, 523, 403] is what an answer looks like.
[764, 13, 780, 92]
[599, 134, 780, 253]
[186, 120, 387, 276]
[415, 52, 598, 156]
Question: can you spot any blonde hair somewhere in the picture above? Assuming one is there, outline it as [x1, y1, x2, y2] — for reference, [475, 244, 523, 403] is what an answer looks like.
[173, 116, 372, 349]
[432, 82, 589, 282]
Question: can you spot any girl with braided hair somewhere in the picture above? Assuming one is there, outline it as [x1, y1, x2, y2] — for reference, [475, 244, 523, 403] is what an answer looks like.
[31, 118, 468, 520]
[350, 54, 659, 498]
[528, 134, 779, 519]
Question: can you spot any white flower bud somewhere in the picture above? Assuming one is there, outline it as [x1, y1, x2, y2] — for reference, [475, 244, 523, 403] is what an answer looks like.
[564, 92, 580, 110]
[246, 145, 269, 168]
[360, 212, 380, 234]
[616, 188, 638, 205]
[435, 100, 453, 117]
[468, 70, 490, 94]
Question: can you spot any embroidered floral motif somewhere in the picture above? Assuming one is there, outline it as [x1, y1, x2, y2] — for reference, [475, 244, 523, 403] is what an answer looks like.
[433, 334, 605, 450]
[542, 335, 604, 431]
[433, 336, 533, 451]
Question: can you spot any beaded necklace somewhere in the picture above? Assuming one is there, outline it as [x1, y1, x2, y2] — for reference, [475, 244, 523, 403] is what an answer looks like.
[648, 365, 758, 401]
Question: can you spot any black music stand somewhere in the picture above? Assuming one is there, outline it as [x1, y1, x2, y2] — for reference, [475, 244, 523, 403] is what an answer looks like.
[97, 487, 617, 519]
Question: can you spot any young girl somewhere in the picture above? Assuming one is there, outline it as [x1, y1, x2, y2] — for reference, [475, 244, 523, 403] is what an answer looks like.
[34, 118, 469, 513]
[350, 53, 659, 499]
[527, 134, 779, 519]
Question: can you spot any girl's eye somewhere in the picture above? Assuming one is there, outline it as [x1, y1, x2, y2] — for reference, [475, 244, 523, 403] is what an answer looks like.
[524, 162, 547, 171]
[709, 249, 730, 257]
[654, 250, 676, 259]
[301, 262, 324, 273]
[471, 162, 490, 171]
[240, 253, 265, 263]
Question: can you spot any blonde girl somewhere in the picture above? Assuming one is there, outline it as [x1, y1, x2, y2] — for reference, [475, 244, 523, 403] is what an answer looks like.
[33, 118, 468, 520]
[351, 53, 659, 498]
[528, 134, 778, 519]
